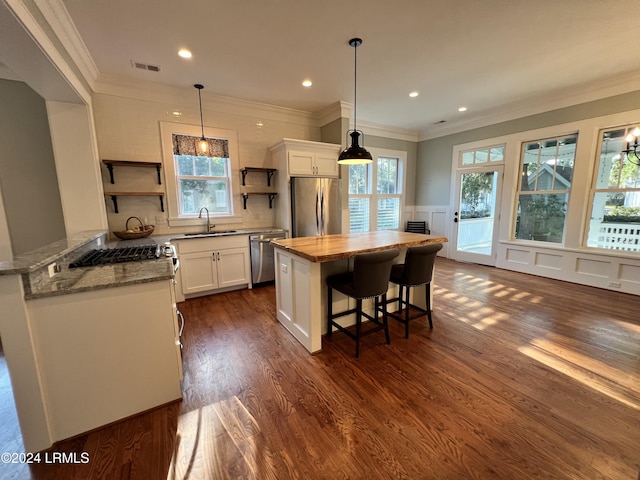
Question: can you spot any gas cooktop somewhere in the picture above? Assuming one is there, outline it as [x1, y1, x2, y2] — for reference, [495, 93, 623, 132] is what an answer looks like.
[69, 245, 160, 268]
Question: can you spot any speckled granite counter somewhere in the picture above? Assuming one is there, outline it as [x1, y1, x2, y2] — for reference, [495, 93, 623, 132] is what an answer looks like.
[1, 231, 176, 299]
[0, 227, 285, 299]
[0, 230, 107, 275]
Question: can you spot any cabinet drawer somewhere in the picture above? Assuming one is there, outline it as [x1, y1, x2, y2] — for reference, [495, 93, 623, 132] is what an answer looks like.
[176, 235, 248, 254]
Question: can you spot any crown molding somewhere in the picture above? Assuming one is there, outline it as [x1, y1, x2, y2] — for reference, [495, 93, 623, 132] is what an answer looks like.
[0, 0, 87, 103]
[358, 120, 420, 143]
[312, 101, 350, 127]
[419, 70, 640, 141]
[93, 74, 318, 126]
[33, 0, 99, 87]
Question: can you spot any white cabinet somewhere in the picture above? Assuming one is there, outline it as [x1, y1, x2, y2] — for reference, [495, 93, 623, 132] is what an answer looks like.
[288, 150, 339, 177]
[176, 236, 251, 297]
[270, 139, 343, 233]
[27, 281, 182, 442]
[270, 138, 341, 178]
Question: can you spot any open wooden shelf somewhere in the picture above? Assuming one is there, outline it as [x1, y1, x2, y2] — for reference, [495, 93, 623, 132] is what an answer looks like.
[241, 192, 277, 209]
[241, 167, 277, 186]
[102, 160, 163, 184]
[104, 192, 165, 213]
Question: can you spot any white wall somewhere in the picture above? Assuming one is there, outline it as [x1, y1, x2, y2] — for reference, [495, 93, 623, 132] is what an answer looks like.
[92, 86, 325, 236]
[0, 79, 67, 254]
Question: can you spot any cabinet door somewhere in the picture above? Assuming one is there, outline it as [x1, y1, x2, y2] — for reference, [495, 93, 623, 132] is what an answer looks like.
[288, 151, 315, 176]
[180, 251, 219, 294]
[217, 247, 251, 288]
[315, 152, 339, 177]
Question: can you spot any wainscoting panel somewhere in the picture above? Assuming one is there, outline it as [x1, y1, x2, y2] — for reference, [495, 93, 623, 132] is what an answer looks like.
[575, 258, 609, 278]
[405, 205, 449, 257]
[497, 242, 640, 295]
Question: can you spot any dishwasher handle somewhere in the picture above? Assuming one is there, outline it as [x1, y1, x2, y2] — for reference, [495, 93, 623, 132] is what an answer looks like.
[250, 236, 285, 244]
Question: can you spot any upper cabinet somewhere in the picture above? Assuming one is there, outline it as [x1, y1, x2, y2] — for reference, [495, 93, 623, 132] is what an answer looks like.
[271, 139, 342, 178]
[269, 139, 342, 233]
[288, 150, 339, 177]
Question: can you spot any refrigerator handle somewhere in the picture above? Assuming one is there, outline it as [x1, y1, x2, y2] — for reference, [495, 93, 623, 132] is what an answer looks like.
[315, 187, 321, 234]
[320, 184, 326, 235]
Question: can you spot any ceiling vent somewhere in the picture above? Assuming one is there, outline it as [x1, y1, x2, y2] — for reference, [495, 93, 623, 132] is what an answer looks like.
[131, 60, 161, 72]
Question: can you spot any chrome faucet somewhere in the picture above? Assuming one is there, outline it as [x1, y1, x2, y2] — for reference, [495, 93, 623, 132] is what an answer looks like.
[198, 207, 215, 232]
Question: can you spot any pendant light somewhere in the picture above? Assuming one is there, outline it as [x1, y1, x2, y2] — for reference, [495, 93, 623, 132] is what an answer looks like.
[194, 83, 208, 155]
[338, 38, 372, 165]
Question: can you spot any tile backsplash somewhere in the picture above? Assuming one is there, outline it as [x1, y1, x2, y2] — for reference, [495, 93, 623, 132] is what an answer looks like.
[94, 92, 321, 238]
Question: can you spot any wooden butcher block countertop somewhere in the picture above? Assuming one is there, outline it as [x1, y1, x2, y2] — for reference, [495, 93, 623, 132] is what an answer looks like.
[271, 231, 448, 263]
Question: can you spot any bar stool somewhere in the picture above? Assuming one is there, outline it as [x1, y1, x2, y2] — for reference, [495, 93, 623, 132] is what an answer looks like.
[387, 243, 443, 338]
[327, 249, 400, 357]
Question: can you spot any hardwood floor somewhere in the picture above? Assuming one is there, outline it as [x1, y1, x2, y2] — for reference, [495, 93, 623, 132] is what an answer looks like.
[1, 259, 639, 479]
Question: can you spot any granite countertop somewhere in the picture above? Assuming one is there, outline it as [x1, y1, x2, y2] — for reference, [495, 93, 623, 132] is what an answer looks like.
[2, 227, 286, 299]
[271, 231, 448, 263]
[0, 230, 107, 275]
[25, 256, 176, 300]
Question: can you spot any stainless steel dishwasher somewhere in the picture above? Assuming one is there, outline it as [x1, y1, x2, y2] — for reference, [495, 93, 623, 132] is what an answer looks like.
[250, 231, 286, 285]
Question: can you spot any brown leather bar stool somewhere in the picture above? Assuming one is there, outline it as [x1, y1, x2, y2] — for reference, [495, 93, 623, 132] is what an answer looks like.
[327, 249, 400, 357]
[387, 243, 443, 338]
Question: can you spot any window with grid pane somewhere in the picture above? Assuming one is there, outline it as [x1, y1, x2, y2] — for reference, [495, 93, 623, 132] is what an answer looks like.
[586, 125, 640, 252]
[172, 134, 233, 216]
[348, 151, 404, 232]
[513, 134, 577, 243]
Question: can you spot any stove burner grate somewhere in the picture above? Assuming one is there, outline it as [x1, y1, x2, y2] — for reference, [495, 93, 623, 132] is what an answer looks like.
[69, 245, 160, 268]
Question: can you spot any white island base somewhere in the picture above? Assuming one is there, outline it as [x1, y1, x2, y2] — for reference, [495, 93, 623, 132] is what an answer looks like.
[274, 248, 430, 354]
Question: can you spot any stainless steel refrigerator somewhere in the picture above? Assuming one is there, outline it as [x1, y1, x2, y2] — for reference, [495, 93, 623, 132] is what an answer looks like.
[290, 177, 341, 237]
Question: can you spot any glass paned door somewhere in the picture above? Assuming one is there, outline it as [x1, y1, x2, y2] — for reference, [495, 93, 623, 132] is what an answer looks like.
[452, 166, 503, 265]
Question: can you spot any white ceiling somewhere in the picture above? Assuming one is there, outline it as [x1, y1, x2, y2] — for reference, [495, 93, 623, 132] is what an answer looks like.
[55, 0, 640, 137]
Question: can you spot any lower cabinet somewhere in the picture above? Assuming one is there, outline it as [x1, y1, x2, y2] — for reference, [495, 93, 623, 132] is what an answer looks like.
[176, 236, 251, 297]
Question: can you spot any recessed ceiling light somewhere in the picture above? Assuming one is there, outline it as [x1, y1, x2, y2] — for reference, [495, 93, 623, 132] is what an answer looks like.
[172, 111, 182, 117]
[302, 79, 312, 87]
[409, 91, 419, 98]
[178, 49, 192, 59]
[458, 106, 468, 112]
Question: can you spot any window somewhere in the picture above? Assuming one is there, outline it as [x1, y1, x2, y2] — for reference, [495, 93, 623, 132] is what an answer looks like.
[586, 126, 640, 252]
[348, 149, 405, 232]
[514, 134, 577, 243]
[173, 134, 232, 215]
[461, 145, 505, 166]
[161, 123, 240, 225]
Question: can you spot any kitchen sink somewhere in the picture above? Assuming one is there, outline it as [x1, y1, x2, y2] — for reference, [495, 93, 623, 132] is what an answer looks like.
[184, 230, 238, 237]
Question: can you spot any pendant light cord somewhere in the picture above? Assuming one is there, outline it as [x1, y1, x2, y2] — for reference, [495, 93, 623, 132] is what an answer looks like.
[353, 41, 358, 132]
[198, 87, 205, 139]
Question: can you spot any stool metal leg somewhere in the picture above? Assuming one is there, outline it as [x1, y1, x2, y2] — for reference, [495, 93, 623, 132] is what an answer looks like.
[327, 286, 333, 336]
[355, 299, 362, 358]
[382, 293, 390, 344]
[404, 285, 411, 338]
[426, 283, 433, 328]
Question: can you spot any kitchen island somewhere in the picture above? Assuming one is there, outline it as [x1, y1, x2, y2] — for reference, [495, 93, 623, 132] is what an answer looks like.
[0, 231, 182, 452]
[271, 231, 448, 353]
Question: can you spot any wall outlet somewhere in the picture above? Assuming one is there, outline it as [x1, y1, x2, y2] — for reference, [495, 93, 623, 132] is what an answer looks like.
[608, 281, 622, 288]
[155, 215, 167, 225]
[47, 263, 61, 277]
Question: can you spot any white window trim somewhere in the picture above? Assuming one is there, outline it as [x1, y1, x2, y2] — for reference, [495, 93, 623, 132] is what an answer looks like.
[160, 121, 242, 227]
[348, 147, 407, 232]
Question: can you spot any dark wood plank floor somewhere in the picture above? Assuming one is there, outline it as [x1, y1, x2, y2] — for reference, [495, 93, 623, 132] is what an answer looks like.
[1, 259, 639, 479]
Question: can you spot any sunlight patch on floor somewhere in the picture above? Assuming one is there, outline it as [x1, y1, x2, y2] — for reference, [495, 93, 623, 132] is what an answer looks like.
[168, 396, 273, 480]
[519, 338, 640, 410]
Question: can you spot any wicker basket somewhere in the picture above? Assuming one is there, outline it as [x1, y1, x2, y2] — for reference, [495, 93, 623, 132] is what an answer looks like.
[113, 216, 155, 240]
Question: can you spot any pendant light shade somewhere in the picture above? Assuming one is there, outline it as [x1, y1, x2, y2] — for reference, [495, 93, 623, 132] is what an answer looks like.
[194, 84, 208, 155]
[338, 38, 372, 165]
